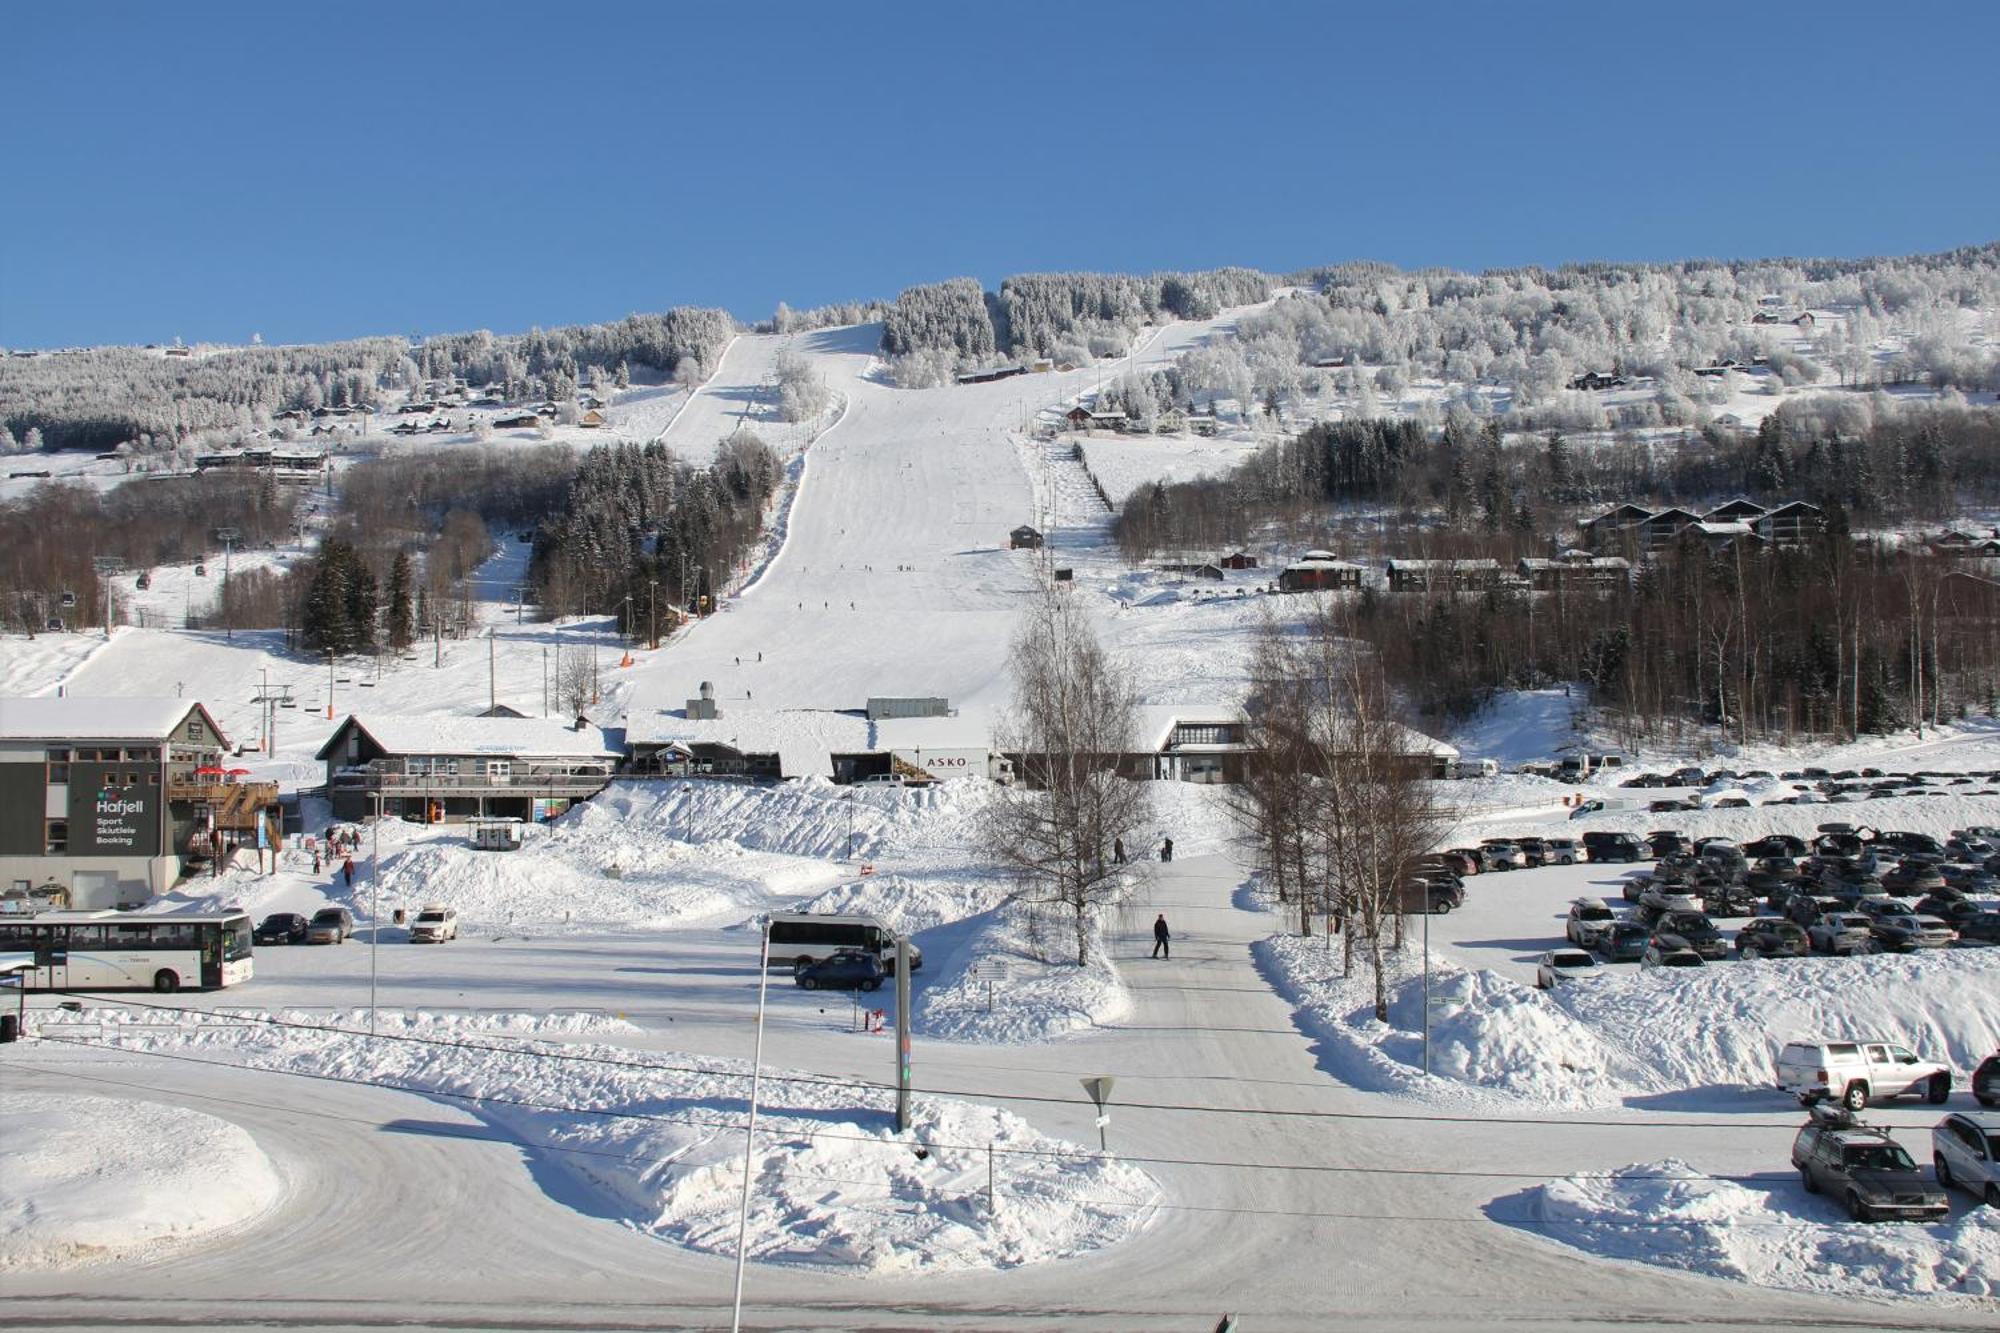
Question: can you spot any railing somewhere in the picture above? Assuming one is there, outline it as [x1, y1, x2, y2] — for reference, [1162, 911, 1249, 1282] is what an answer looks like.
[167, 781, 281, 803]
[331, 771, 613, 792]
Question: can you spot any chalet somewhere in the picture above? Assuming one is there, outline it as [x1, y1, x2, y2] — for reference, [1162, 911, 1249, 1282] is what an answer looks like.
[1518, 554, 1631, 591]
[1220, 551, 1259, 571]
[1567, 370, 1628, 392]
[578, 409, 607, 429]
[1385, 558, 1502, 593]
[1703, 497, 1768, 523]
[1752, 311, 1817, 328]
[1278, 554, 1364, 592]
[1189, 416, 1223, 438]
[315, 715, 619, 823]
[955, 365, 1028, 385]
[1309, 355, 1352, 369]
[1159, 562, 1225, 581]
[0, 697, 266, 908]
[1134, 707, 1252, 784]
[1009, 525, 1044, 550]
[1688, 520, 1767, 554]
[1580, 503, 1653, 548]
[398, 402, 437, 415]
[1062, 405, 1128, 432]
[1750, 500, 1825, 546]
[1940, 571, 2000, 619]
[1931, 528, 2000, 558]
[1155, 407, 1189, 434]
[495, 412, 542, 430]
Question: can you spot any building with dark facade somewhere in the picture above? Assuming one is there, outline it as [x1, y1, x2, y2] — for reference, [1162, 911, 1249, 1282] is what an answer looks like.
[316, 714, 620, 822]
[0, 697, 240, 908]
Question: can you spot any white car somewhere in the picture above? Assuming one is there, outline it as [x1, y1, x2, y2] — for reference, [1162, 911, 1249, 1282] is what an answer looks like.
[1535, 949, 1604, 989]
[854, 773, 907, 788]
[1932, 1111, 2000, 1206]
[1564, 897, 1617, 947]
[1775, 1039, 1952, 1110]
[408, 904, 459, 943]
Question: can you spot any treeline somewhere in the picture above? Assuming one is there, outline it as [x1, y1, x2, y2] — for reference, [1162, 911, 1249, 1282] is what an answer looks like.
[530, 434, 783, 634]
[0, 338, 409, 454]
[1352, 533, 2000, 750]
[1114, 401, 2000, 559]
[879, 268, 1274, 385]
[1, 306, 736, 456]
[0, 474, 299, 632]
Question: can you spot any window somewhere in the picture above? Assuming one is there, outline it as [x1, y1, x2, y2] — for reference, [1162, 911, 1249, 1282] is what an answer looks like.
[46, 748, 69, 762]
[187, 721, 201, 741]
[45, 821, 67, 854]
[47, 761, 69, 784]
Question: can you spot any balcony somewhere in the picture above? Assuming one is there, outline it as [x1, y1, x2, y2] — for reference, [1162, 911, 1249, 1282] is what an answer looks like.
[330, 769, 615, 796]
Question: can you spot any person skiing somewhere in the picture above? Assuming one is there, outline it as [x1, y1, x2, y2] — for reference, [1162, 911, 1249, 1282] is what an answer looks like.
[1113, 836, 1126, 864]
[342, 856, 355, 889]
[1160, 837, 1174, 863]
[1152, 913, 1171, 959]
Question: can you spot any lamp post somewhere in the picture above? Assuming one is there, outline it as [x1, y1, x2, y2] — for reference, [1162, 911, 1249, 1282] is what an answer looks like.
[648, 579, 659, 649]
[370, 791, 382, 1037]
[680, 782, 693, 842]
[845, 791, 856, 861]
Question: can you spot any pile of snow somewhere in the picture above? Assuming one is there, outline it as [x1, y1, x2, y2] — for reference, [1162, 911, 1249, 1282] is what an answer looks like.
[791, 872, 1007, 939]
[917, 901, 1133, 1044]
[1258, 938, 1625, 1108]
[1261, 933, 2000, 1109]
[0, 1093, 283, 1269]
[1509, 1159, 2000, 1301]
[1450, 689, 1587, 768]
[94, 1013, 1157, 1274]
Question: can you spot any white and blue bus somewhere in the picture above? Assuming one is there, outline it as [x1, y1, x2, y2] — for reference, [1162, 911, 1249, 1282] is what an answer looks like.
[0, 910, 254, 993]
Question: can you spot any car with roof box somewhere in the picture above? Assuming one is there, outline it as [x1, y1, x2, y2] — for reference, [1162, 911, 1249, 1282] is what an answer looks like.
[1791, 1105, 1948, 1222]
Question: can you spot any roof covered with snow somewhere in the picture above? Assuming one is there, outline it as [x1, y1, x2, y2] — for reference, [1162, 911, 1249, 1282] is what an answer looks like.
[0, 696, 224, 744]
[316, 714, 619, 761]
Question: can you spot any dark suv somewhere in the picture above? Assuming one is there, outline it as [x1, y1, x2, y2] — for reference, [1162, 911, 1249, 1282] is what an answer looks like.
[253, 913, 308, 945]
[795, 949, 885, 992]
[1653, 911, 1729, 960]
[1581, 831, 1645, 863]
[1791, 1109, 1948, 1222]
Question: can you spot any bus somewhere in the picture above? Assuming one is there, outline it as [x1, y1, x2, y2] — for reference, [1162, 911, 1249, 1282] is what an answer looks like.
[765, 912, 923, 975]
[0, 910, 254, 993]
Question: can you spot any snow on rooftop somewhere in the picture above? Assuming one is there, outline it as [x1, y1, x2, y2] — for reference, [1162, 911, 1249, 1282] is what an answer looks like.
[0, 696, 216, 743]
[325, 714, 619, 759]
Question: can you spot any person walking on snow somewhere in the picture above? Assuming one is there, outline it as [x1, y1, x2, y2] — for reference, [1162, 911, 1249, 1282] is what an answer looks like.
[342, 857, 355, 889]
[1160, 837, 1174, 863]
[1152, 913, 1171, 959]
[1113, 836, 1125, 864]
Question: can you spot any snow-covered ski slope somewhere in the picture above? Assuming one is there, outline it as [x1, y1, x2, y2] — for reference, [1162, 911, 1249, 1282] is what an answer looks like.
[622, 306, 1267, 732]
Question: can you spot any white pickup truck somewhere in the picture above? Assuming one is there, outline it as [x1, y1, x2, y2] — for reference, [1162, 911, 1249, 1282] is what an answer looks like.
[1775, 1039, 1953, 1110]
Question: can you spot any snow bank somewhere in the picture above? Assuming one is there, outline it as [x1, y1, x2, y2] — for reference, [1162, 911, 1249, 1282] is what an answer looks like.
[1507, 1159, 2000, 1302]
[917, 903, 1133, 1044]
[1261, 934, 2000, 1109]
[99, 1013, 1158, 1274]
[0, 1093, 283, 1270]
[1258, 937, 1626, 1108]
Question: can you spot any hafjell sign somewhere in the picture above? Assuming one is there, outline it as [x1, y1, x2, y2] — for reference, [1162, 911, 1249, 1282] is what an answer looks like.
[67, 762, 161, 856]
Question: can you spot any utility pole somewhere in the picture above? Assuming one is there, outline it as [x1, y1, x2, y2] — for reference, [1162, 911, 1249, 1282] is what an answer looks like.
[730, 925, 772, 1333]
[216, 527, 239, 641]
[488, 629, 496, 713]
[894, 939, 913, 1133]
[325, 651, 336, 721]
[648, 579, 659, 649]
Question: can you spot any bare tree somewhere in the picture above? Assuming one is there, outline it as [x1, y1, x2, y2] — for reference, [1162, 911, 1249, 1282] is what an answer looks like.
[553, 644, 598, 718]
[984, 588, 1150, 966]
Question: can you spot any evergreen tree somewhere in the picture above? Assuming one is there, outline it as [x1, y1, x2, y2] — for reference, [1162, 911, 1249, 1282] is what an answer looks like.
[386, 551, 414, 650]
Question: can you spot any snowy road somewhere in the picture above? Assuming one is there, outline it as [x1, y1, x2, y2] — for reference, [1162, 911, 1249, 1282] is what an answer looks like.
[10, 852, 1994, 1329]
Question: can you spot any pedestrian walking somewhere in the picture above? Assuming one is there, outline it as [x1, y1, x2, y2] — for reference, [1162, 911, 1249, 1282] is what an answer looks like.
[1113, 837, 1125, 864]
[1152, 913, 1171, 959]
[342, 856, 355, 889]
[1160, 837, 1174, 863]
[312, 847, 322, 875]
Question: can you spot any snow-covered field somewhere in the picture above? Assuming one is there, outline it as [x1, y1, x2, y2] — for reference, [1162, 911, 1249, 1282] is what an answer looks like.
[0, 1093, 283, 1270]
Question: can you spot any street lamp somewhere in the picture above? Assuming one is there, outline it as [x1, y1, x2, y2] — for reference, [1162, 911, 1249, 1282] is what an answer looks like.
[648, 580, 659, 649]
[680, 782, 693, 841]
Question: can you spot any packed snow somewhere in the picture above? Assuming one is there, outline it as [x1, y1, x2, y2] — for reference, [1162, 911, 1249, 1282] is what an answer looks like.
[83, 1011, 1159, 1274]
[1507, 1159, 2000, 1302]
[0, 1093, 284, 1270]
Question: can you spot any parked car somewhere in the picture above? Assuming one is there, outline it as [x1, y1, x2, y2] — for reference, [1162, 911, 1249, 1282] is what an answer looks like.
[1638, 886, 1701, 915]
[1647, 831, 1692, 859]
[853, 773, 907, 788]
[1430, 849, 1481, 877]
[1931, 1111, 2000, 1206]
[1744, 834, 1809, 859]
[1541, 838, 1582, 866]
[1640, 939, 1706, 970]
[1976, 1053, 2000, 1107]
[1870, 913, 1956, 952]
[1565, 897, 1617, 948]
[1956, 912, 2000, 946]
[1807, 912, 1878, 956]
[1735, 917, 1809, 958]
[1513, 837, 1551, 868]
[1775, 1039, 1953, 1110]
[1478, 840, 1527, 871]
[408, 904, 459, 943]
[1535, 949, 1604, 989]
[1792, 1108, 1949, 1222]
[306, 906, 356, 944]
[1700, 882, 1758, 918]
[1581, 831, 1646, 863]
[253, 913, 309, 945]
[1882, 862, 1947, 896]
[1653, 911, 1729, 960]
[1597, 921, 1653, 963]
[794, 948, 885, 992]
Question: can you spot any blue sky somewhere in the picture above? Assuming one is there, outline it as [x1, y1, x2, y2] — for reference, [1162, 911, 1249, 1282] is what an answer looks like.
[4, 2, 1996, 348]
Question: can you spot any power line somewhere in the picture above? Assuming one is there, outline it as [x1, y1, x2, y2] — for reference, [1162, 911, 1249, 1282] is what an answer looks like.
[43, 992, 1814, 1132]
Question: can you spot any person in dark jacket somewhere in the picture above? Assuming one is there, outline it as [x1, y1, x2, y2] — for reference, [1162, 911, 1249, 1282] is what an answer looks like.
[1160, 837, 1174, 863]
[1113, 837, 1126, 864]
[342, 857, 355, 889]
[1152, 913, 1171, 959]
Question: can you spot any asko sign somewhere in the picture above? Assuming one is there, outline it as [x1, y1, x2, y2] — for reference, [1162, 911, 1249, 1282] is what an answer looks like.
[894, 749, 986, 773]
[68, 762, 161, 856]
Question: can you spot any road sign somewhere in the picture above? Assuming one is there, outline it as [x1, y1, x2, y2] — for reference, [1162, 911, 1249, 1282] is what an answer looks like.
[1081, 1076, 1114, 1110]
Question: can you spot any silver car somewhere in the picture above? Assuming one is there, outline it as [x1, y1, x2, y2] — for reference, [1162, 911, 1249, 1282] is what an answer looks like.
[1933, 1112, 2000, 1206]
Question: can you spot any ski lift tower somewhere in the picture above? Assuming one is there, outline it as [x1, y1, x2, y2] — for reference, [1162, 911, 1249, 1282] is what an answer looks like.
[90, 556, 126, 638]
[213, 527, 240, 640]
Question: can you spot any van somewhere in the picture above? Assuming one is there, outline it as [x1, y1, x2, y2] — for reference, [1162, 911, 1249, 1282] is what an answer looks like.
[766, 912, 923, 974]
[1581, 831, 1646, 862]
[1570, 797, 1642, 820]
